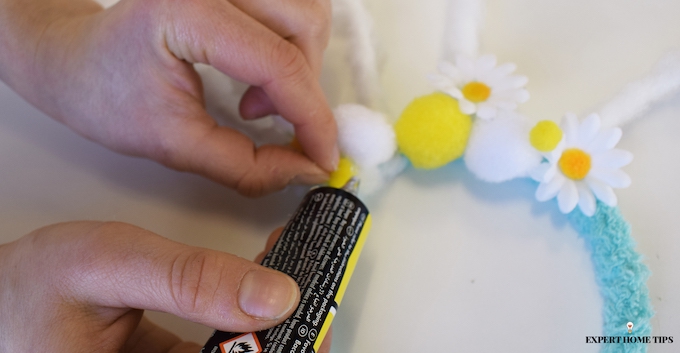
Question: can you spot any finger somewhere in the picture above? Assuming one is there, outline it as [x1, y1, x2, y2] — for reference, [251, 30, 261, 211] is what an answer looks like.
[41, 222, 301, 333]
[254, 227, 284, 263]
[167, 342, 204, 353]
[125, 316, 203, 353]
[253, 227, 333, 353]
[239, 86, 278, 119]
[228, 0, 332, 76]
[125, 316, 179, 353]
[317, 326, 333, 353]
[234, 0, 332, 120]
[156, 112, 328, 196]
[164, 0, 339, 172]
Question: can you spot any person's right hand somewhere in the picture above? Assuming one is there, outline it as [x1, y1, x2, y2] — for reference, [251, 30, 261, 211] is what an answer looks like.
[0, 0, 338, 196]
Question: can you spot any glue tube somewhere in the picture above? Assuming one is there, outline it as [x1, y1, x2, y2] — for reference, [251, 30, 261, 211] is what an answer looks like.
[201, 178, 371, 353]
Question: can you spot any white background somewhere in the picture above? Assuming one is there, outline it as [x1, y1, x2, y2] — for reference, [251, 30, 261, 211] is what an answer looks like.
[1, 0, 679, 352]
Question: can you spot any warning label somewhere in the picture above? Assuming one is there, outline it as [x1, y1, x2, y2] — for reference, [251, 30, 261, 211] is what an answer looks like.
[219, 333, 262, 353]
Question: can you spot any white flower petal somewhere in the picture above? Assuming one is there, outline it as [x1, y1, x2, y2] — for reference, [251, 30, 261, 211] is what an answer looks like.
[455, 56, 475, 82]
[443, 88, 464, 99]
[476, 105, 497, 120]
[545, 140, 565, 163]
[588, 127, 622, 153]
[514, 89, 530, 103]
[438, 61, 462, 83]
[589, 168, 632, 188]
[457, 98, 477, 115]
[476, 55, 497, 74]
[536, 174, 565, 201]
[511, 75, 529, 88]
[586, 177, 618, 206]
[577, 182, 597, 216]
[592, 149, 633, 169]
[530, 163, 551, 182]
[427, 73, 454, 90]
[494, 62, 517, 76]
[561, 113, 580, 146]
[493, 76, 527, 91]
[578, 113, 601, 147]
[479, 69, 505, 86]
[557, 180, 579, 214]
[494, 101, 517, 110]
[544, 164, 558, 181]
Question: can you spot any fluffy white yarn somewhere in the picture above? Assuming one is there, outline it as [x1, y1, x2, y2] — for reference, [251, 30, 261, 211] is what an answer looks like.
[464, 111, 542, 183]
[598, 49, 680, 128]
[443, 0, 484, 60]
[333, 0, 382, 109]
[334, 103, 396, 168]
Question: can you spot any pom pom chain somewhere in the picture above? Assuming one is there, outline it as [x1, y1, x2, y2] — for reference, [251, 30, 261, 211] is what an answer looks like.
[334, 1, 663, 350]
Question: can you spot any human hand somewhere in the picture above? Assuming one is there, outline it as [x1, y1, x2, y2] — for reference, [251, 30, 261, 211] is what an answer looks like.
[0, 221, 302, 352]
[0, 0, 338, 196]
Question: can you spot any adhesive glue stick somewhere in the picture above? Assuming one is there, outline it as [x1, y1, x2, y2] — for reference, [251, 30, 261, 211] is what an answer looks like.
[201, 178, 371, 353]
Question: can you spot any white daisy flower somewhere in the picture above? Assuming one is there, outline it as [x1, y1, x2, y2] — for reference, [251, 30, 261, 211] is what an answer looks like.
[530, 113, 633, 216]
[428, 55, 530, 120]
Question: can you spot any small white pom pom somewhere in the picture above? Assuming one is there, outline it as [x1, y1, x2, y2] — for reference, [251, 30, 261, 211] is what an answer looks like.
[464, 111, 542, 183]
[334, 104, 397, 168]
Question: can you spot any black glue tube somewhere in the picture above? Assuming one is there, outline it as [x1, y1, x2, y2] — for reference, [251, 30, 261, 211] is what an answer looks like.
[201, 178, 371, 353]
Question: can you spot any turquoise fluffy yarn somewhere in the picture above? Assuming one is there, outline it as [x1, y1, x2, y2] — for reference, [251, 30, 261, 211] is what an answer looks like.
[569, 202, 654, 353]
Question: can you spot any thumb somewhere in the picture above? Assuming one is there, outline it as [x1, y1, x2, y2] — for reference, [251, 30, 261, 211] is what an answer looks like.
[44, 222, 300, 333]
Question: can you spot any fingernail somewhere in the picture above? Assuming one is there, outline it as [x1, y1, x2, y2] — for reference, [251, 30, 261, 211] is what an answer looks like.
[329, 144, 340, 171]
[291, 170, 329, 185]
[239, 270, 298, 320]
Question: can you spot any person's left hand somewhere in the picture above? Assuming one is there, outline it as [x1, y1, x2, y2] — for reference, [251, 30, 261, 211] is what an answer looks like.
[0, 221, 332, 352]
[0, 221, 306, 352]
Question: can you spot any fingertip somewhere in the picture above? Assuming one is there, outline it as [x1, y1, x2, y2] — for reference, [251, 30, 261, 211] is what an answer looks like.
[238, 269, 300, 321]
[297, 130, 339, 173]
[239, 86, 278, 119]
[329, 143, 341, 172]
[317, 326, 333, 353]
[290, 168, 330, 186]
[254, 227, 285, 264]
[233, 144, 330, 196]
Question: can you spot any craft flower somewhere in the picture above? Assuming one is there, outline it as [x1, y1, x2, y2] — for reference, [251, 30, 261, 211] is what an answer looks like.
[428, 55, 529, 120]
[530, 113, 633, 216]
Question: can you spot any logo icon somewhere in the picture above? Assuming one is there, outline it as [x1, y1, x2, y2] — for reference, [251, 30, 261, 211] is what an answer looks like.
[627, 322, 634, 334]
[219, 333, 262, 353]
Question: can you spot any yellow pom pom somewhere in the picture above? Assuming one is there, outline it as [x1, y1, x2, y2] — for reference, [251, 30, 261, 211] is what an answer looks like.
[395, 92, 472, 169]
[328, 157, 356, 188]
[530, 120, 563, 152]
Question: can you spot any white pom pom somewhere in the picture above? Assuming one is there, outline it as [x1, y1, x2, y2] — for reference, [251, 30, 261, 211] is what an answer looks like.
[464, 111, 542, 183]
[334, 104, 397, 168]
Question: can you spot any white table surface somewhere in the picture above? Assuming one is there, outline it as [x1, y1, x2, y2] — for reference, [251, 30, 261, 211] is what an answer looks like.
[1, 0, 679, 352]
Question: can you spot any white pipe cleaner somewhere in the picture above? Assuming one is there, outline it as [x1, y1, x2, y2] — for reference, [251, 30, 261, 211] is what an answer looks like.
[334, 0, 383, 109]
[442, 0, 484, 60]
[598, 50, 680, 128]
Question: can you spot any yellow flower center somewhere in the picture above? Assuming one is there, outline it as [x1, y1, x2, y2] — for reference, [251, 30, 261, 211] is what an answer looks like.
[462, 81, 492, 103]
[558, 148, 591, 180]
